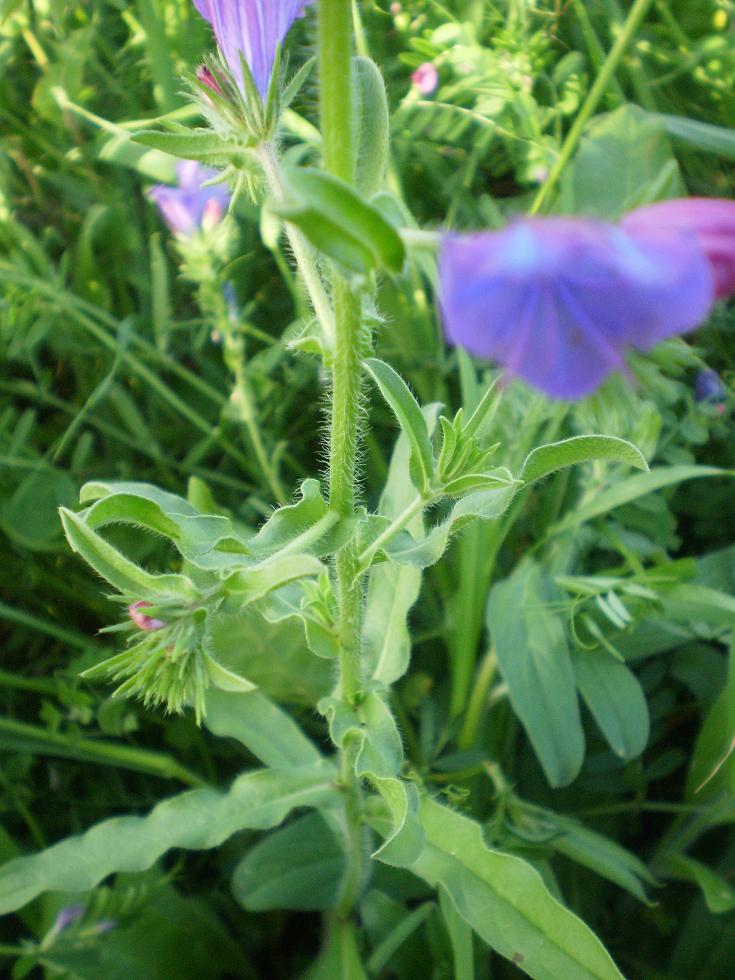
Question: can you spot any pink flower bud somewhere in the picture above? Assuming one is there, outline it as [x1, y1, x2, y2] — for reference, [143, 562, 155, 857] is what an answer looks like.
[128, 601, 165, 632]
[197, 64, 224, 96]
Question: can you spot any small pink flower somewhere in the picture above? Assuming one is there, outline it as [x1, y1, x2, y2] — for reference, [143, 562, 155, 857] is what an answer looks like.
[412, 62, 439, 97]
[128, 601, 165, 632]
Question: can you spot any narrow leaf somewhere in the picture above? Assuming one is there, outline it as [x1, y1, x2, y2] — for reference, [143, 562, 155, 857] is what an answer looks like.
[521, 435, 647, 486]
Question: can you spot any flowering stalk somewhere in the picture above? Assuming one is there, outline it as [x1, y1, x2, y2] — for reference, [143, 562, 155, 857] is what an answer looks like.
[196, 264, 287, 504]
[319, 0, 367, 920]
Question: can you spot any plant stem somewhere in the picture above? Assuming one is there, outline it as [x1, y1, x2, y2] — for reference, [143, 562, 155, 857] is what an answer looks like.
[256, 143, 336, 349]
[0, 717, 204, 786]
[319, 0, 367, 925]
[530, 0, 657, 214]
[458, 646, 497, 750]
[199, 275, 287, 504]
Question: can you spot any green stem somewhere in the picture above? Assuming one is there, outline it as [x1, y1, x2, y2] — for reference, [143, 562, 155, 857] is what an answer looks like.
[458, 646, 497, 750]
[320, 0, 367, 927]
[199, 275, 287, 504]
[530, 0, 657, 214]
[0, 717, 204, 786]
[256, 143, 336, 349]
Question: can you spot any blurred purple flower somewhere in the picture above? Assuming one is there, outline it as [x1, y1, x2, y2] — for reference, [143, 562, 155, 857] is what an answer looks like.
[439, 200, 735, 400]
[412, 62, 439, 96]
[148, 161, 230, 236]
[695, 368, 726, 403]
[623, 197, 735, 299]
[54, 905, 85, 932]
[193, 0, 312, 99]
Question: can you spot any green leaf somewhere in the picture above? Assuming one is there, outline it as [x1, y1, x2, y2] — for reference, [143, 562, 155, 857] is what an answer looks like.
[232, 811, 343, 911]
[410, 798, 625, 979]
[319, 689, 404, 779]
[98, 132, 177, 181]
[661, 583, 735, 628]
[275, 167, 405, 274]
[377, 479, 516, 569]
[561, 104, 681, 219]
[209, 608, 333, 703]
[353, 57, 389, 198]
[488, 562, 584, 787]
[305, 920, 368, 980]
[204, 689, 327, 768]
[686, 639, 735, 799]
[547, 814, 656, 905]
[60, 507, 198, 601]
[248, 479, 349, 559]
[224, 554, 325, 604]
[653, 113, 735, 161]
[363, 408, 439, 685]
[133, 129, 247, 166]
[665, 854, 735, 913]
[364, 358, 434, 494]
[0, 765, 338, 915]
[521, 435, 648, 486]
[571, 648, 649, 760]
[439, 886, 475, 980]
[80, 480, 251, 571]
[550, 465, 728, 536]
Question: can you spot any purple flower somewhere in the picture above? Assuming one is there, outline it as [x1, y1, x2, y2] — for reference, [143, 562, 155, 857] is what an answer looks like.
[148, 161, 230, 236]
[438, 202, 735, 400]
[695, 368, 726, 403]
[193, 0, 312, 99]
[53, 905, 85, 932]
[412, 62, 439, 96]
[622, 197, 735, 299]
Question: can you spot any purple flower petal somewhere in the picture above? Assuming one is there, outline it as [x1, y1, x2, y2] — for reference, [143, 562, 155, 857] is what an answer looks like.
[622, 197, 735, 299]
[439, 216, 714, 400]
[193, 0, 312, 98]
[147, 161, 230, 235]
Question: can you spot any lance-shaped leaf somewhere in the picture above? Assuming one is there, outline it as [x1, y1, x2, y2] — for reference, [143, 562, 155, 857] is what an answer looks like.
[0, 764, 339, 915]
[274, 167, 405, 274]
[362, 474, 516, 570]
[249, 479, 350, 558]
[224, 554, 325, 605]
[409, 798, 625, 980]
[363, 358, 434, 495]
[571, 648, 649, 760]
[488, 561, 585, 787]
[60, 508, 198, 601]
[203, 688, 326, 769]
[80, 480, 252, 571]
[520, 435, 648, 486]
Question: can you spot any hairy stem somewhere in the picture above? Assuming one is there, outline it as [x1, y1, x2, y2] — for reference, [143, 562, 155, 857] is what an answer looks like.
[320, 0, 367, 923]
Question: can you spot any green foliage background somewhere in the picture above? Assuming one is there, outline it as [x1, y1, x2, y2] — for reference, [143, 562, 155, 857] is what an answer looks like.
[1, 0, 735, 977]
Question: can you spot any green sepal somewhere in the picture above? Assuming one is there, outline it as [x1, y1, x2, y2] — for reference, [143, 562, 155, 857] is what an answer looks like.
[133, 129, 252, 167]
